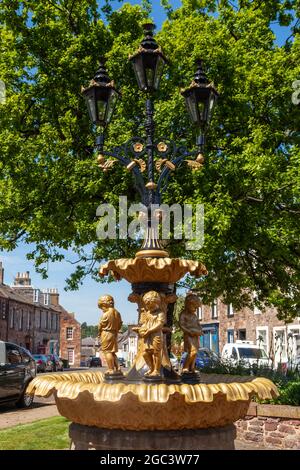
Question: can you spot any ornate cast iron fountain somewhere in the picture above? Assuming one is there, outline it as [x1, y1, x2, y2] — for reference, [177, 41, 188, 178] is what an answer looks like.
[27, 24, 277, 450]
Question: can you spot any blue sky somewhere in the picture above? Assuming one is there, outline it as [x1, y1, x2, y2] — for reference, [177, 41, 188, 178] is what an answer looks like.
[1, 1, 295, 325]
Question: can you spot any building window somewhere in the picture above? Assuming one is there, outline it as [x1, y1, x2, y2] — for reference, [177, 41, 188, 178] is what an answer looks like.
[44, 293, 50, 306]
[227, 304, 234, 317]
[10, 308, 14, 329]
[287, 327, 300, 364]
[238, 329, 246, 341]
[67, 349, 74, 365]
[256, 327, 269, 354]
[39, 310, 42, 329]
[253, 292, 261, 314]
[197, 306, 202, 320]
[27, 311, 30, 330]
[33, 289, 39, 303]
[66, 327, 73, 340]
[211, 300, 218, 319]
[1, 300, 6, 320]
[274, 328, 287, 365]
[227, 329, 234, 343]
[19, 310, 23, 331]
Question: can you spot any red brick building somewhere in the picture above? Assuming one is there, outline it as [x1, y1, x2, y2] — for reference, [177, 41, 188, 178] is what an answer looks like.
[198, 297, 300, 367]
[60, 310, 81, 367]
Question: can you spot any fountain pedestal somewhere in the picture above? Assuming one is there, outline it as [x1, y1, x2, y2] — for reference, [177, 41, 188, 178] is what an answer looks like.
[69, 423, 236, 450]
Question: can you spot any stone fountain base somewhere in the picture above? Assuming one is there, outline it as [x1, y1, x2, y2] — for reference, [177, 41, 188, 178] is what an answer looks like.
[69, 423, 236, 450]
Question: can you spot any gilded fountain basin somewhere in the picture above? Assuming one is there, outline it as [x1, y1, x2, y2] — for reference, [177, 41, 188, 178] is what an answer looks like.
[27, 371, 278, 431]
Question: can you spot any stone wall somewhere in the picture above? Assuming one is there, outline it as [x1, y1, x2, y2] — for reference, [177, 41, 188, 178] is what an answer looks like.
[235, 403, 300, 449]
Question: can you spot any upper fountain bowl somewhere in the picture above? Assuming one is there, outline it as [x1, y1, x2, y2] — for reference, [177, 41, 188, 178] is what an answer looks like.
[99, 257, 208, 283]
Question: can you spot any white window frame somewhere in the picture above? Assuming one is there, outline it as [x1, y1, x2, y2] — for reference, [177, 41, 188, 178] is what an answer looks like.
[67, 348, 74, 365]
[273, 326, 287, 365]
[227, 304, 234, 317]
[256, 326, 269, 354]
[34, 289, 39, 303]
[287, 325, 300, 364]
[211, 300, 218, 319]
[44, 293, 50, 306]
[66, 327, 73, 340]
[253, 292, 261, 314]
[197, 306, 202, 320]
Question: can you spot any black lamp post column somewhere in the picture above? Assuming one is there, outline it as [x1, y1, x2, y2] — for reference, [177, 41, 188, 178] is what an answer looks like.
[145, 98, 155, 206]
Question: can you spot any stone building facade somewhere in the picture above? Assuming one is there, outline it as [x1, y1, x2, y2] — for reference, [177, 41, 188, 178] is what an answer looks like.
[198, 298, 300, 367]
[60, 310, 81, 367]
[0, 262, 81, 359]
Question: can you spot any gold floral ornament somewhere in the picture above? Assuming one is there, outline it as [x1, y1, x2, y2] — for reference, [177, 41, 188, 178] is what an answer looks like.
[157, 142, 168, 152]
[26, 372, 278, 430]
[133, 142, 144, 153]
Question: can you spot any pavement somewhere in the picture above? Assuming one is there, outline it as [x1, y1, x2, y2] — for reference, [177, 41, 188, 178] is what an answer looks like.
[0, 397, 59, 429]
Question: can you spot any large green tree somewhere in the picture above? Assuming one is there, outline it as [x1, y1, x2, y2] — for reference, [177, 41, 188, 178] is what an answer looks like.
[0, 1, 299, 320]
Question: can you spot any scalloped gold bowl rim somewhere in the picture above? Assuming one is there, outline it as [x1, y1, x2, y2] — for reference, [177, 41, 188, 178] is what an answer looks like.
[27, 371, 278, 404]
[98, 257, 208, 283]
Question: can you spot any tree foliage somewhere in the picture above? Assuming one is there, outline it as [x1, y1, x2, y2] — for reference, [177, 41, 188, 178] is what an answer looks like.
[0, 1, 299, 320]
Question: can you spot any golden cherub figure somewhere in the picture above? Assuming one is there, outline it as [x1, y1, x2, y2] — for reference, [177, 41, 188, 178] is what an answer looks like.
[179, 293, 203, 373]
[98, 294, 123, 375]
[133, 291, 166, 378]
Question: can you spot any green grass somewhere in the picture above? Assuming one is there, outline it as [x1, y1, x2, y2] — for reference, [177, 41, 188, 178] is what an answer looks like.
[0, 416, 70, 450]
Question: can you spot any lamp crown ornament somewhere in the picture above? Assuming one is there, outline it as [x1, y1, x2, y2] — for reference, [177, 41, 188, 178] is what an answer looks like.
[93, 58, 111, 85]
[140, 23, 159, 50]
[193, 58, 209, 85]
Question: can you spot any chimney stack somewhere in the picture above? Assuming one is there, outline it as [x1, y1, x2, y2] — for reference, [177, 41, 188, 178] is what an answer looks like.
[14, 271, 32, 286]
[42, 288, 59, 306]
[50, 288, 59, 306]
[0, 262, 4, 285]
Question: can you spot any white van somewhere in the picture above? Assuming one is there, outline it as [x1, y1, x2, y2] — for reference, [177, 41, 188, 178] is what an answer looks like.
[222, 341, 271, 367]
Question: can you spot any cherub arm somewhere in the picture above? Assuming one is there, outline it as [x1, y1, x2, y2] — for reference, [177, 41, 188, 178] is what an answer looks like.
[143, 311, 165, 336]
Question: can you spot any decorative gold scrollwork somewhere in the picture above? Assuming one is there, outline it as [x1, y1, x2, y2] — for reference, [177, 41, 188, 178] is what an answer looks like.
[97, 159, 118, 172]
[126, 159, 146, 172]
[185, 160, 203, 170]
[156, 159, 175, 172]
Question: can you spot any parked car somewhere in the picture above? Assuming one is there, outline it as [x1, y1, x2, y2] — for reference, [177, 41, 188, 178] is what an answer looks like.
[88, 357, 102, 367]
[221, 341, 271, 367]
[169, 352, 179, 371]
[32, 354, 53, 373]
[180, 348, 219, 370]
[117, 357, 126, 367]
[47, 354, 64, 372]
[0, 340, 36, 408]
